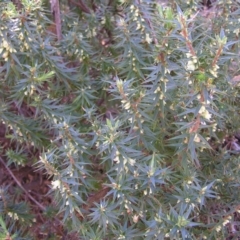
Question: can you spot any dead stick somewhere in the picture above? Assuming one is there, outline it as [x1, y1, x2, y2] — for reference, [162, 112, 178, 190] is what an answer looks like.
[0, 156, 46, 211]
[54, 0, 62, 41]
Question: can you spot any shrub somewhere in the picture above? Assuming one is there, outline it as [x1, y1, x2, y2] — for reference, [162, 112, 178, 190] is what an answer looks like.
[0, 0, 240, 239]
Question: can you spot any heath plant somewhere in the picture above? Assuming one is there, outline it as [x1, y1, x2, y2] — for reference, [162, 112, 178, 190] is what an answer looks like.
[0, 0, 240, 239]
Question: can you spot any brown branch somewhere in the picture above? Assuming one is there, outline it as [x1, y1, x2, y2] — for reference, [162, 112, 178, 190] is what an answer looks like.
[50, 0, 62, 41]
[11, 0, 22, 11]
[0, 156, 46, 211]
[83, 186, 111, 211]
[68, 0, 91, 14]
[212, 45, 223, 67]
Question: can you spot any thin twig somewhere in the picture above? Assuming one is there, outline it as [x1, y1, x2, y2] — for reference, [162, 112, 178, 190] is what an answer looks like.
[68, 0, 91, 13]
[0, 156, 46, 211]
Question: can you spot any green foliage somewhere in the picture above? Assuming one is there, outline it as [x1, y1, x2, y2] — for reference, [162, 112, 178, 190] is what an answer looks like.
[1, 0, 240, 239]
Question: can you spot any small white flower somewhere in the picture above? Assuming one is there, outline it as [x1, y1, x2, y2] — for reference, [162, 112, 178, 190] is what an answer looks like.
[52, 180, 61, 189]
[187, 180, 192, 185]
[186, 60, 195, 71]
[209, 69, 218, 78]
[216, 226, 221, 232]
[202, 109, 212, 120]
[133, 215, 139, 223]
[223, 220, 229, 226]
[194, 134, 200, 143]
[145, 33, 152, 44]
